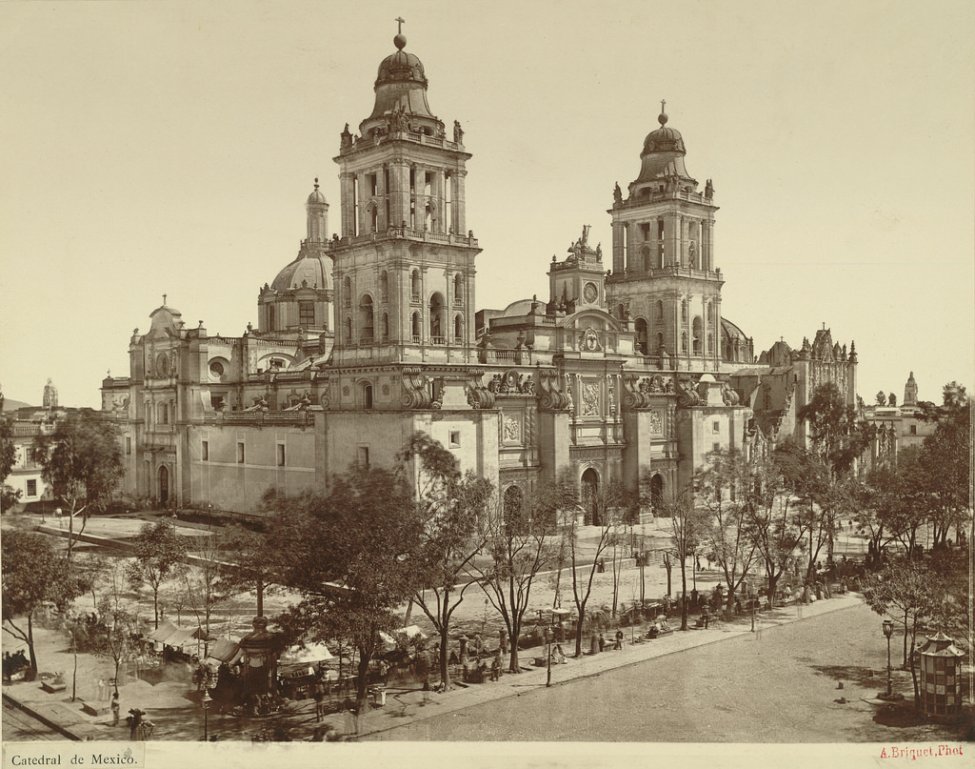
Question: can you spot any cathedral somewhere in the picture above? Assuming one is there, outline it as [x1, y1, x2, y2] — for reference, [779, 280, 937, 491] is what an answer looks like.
[100, 28, 857, 517]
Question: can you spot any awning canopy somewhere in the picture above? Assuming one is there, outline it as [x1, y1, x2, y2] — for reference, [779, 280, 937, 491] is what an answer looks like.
[279, 642, 333, 665]
[395, 625, 427, 640]
[147, 621, 180, 643]
[206, 638, 242, 664]
[166, 626, 211, 649]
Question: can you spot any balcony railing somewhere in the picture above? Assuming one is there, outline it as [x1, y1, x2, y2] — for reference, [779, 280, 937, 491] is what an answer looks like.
[203, 411, 314, 427]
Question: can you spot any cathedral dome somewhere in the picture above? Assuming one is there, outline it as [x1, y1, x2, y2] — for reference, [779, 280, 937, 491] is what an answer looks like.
[367, 34, 437, 123]
[271, 254, 330, 292]
[306, 182, 327, 205]
[632, 105, 694, 186]
[642, 113, 686, 156]
[376, 48, 427, 86]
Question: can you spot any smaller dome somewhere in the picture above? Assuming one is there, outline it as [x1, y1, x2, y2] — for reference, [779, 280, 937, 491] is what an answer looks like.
[642, 111, 686, 156]
[502, 298, 534, 317]
[307, 178, 327, 205]
[271, 254, 330, 292]
[377, 49, 427, 86]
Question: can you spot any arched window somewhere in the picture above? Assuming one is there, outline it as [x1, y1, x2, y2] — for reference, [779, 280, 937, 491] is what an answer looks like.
[410, 270, 421, 302]
[379, 271, 388, 302]
[430, 292, 445, 344]
[359, 295, 374, 343]
[453, 273, 463, 304]
[266, 303, 276, 331]
[411, 311, 421, 343]
[656, 332, 664, 352]
[342, 276, 351, 307]
[681, 331, 689, 354]
[707, 301, 714, 324]
[707, 332, 714, 356]
[360, 381, 373, 409]
[655, 300, 664, 321]
[453, 313, 463, 342]
[369, 202, 378, 233]
[642, 245, 652, 272]
[381, 312, 389, 342]
[581, 468, 600, 526]
[692, 316, 703, 355]
[681, 299, 689, 324]
[635, 318, 648, 355]
[344, 317, 352, 344]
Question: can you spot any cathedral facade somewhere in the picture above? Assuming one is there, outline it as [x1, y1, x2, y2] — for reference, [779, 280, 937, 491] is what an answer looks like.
[101, 29, 857, 516]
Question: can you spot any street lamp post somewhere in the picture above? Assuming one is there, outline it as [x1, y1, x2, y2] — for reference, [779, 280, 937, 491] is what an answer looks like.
[882, 619, 894, 699]
[544, 628, 552, 688]
[202, 688, 212, 741]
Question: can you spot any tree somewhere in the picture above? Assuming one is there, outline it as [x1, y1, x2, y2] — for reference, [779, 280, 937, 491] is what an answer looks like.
[181, 532, 229, 657]
[666, 490, 708, 631]
[797, 383, 873, 567]
[273, 464, 424, 710]
[0, 416, 16, 487]
[127, 520, 187, 629]
[470, 490, 557, 673]
[2, 530, 87, 677]
[775, 437, 836, 578]
[397, 433, 493, 691]
[96, 560, 141, 697]
[745, 449, 808, 607]
[216, 513, 299, 619]
[35, 412, 123, 561]
[863, 557, 947, 707]
[565, 480, 626, 656]
[914, 383, 970, 548]
[696, 448, 757, 611]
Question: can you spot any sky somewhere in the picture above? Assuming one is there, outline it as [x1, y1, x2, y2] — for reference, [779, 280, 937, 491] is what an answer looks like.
[1, 0, 973, 409]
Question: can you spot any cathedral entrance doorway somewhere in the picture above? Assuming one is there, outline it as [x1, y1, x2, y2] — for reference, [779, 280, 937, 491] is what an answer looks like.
[158, 465, 169, 506]
[581, 468, 600, 526]
[649, 473, 664, 511]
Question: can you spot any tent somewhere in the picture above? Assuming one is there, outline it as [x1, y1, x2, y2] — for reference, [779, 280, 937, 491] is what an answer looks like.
[379, 625, 429, 653]
[206, 638, 243, 666]
[279, 642, 333, 666]
[395, 625, 427, 640]
[147, 621, 180, 644]
[167, 626, 211, 649]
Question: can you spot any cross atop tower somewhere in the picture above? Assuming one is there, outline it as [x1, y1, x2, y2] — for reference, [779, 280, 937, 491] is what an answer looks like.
[395, 16, 405, 34]
[660, 99, 666, 113]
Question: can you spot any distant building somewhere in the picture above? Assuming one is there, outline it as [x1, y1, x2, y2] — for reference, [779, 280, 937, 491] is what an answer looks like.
[3, 380, 76, 505]
[861, 372, 937, 470]
[100, 26, 859, 516]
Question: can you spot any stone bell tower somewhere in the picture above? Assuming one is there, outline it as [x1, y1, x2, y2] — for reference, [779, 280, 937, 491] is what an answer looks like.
[329, 21, 481, 365]
[606, 102, 723, 370]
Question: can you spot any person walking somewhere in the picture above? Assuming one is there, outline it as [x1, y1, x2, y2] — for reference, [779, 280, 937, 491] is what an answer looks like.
[598, 633, 606, 652]
[110, 693, 120, 726]
[313, 680, 325, 722]
[614, 629, 623, 651]
[54, 507, 63, 528]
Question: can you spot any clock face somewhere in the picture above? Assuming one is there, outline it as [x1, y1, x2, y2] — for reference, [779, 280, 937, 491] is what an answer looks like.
[583, 282, 598, 303]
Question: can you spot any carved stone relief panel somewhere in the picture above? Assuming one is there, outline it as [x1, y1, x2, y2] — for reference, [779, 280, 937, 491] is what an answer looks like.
[581, 378, 600, 417]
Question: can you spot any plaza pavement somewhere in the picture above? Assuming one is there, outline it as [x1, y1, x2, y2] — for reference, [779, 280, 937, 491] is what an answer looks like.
[2, 591, 864, 742]
[2, 511, 879, 743]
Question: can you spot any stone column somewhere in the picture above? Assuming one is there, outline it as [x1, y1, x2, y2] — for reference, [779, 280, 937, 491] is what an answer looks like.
[420, 267, 428, 343]
[454, 170, 467, 235]
[612, 221, 625, 274]
[340, 173, 355, 237]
